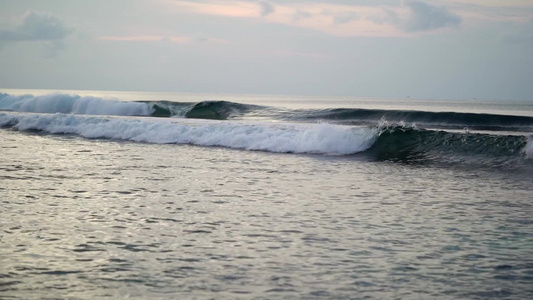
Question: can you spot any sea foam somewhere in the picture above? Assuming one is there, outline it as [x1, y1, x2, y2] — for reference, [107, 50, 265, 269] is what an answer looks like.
[0, 113, 378, 155]
[525, 136, 533, 159]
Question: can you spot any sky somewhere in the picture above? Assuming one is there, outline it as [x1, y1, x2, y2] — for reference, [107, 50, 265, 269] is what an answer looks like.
[0, 0, 532, 100]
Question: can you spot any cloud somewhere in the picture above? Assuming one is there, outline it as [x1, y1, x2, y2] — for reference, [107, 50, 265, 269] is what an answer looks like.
[99, 35, 227, 44]
[292, 10, 313, 22]
[332, 12, 360, 25]
[161, 0, 464, 37]
[259, 1, 274, 17]
[438, 0, 533, 25]
[100, 35, 191, 43]
[443, 0, 533, 8]
[404, 0, 462, 31]
[163, 1, 402, 37]
[165, 1, 259, 18]
[0, 10, 71, 41]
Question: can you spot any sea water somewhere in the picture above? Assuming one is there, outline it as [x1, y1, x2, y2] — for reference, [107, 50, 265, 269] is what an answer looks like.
[0, 89, 532, 299]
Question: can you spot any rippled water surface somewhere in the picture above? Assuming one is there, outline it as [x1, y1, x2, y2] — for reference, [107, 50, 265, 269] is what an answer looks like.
[1, 129, 532, 299]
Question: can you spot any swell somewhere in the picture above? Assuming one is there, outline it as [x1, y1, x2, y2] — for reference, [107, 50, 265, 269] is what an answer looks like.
[140, 100, 263, 120]
[297, 108, 533, 132]
[367, 126, 531, 164]
[1, 112, 531, 166]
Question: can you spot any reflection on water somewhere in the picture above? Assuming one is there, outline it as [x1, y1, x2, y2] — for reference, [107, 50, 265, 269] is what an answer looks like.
[1, 130, 532, 299]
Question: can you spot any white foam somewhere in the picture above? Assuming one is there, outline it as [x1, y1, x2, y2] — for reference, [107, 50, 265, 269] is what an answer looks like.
[0, 93, 152, 116]
[525, 136, 533, 159]
[0, 112, 378, 155]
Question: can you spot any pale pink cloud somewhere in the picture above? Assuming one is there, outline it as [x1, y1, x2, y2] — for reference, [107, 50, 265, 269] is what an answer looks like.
[455, 10, 530, 26]
[99, 35, 227, 44]
[99, 35, 191, 43]
[161, 0, 407, 37]
[442, 0, 533, 8]
[160, 0, 533, 37]
[166, 0, 260, 17]
[434, 0, 533, 24]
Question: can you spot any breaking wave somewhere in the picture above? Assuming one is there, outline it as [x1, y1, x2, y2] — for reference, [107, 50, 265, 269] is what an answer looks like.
[1, 112, 531, 167]
[143, 100, 262, 119]
[0, 113, 378, 155]
[0, 93, 262, 120]
[0, 92, 152, 116]
[3, 92, 532, 132]
[526, 136, 533, 159]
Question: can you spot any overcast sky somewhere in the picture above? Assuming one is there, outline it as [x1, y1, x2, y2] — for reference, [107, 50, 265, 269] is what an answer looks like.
[0, 0, 532, 100]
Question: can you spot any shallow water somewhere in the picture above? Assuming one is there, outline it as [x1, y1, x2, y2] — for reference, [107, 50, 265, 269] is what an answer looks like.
[1, 129, 532, 299]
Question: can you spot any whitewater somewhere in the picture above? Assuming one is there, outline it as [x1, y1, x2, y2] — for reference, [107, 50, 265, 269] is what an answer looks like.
[0, 113, 379, 155]
[1, 89, 532, 300]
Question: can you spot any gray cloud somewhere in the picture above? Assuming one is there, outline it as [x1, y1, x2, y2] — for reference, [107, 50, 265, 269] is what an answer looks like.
[292, 10, 313, 22]
[404, 0, 461, 32]
[322, 10, 360, 25]
[259, 1, 275, 17]
[0, 10, 71, 41]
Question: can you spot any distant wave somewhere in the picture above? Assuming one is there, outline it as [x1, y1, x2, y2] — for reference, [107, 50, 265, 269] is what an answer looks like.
[0, 93, 264, 120]
[142, 100, 263, 120]
[2, 92, 533, 132]
[0, 92, 152, 116]
[295, 108, 533, 132]
[1, 112, 531, 166]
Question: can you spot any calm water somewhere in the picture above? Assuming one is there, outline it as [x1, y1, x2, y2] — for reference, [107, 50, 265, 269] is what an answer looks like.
[1, 89, 533, 299]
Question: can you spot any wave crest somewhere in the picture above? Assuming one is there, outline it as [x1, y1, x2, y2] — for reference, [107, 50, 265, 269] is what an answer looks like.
[0, 93, 262, 120]
[0, 93, 152, 116]
[0, 113, 378, 155]
[368, 126, 529, 163]
[1, 112, 531, 169]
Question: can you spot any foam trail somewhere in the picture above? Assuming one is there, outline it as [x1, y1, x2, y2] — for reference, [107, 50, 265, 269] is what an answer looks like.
[0, 93, 152, 116]
[0, 113, 378, 155]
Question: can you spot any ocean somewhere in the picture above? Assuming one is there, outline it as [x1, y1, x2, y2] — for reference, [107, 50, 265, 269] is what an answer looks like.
[1, 89, 532, 299]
